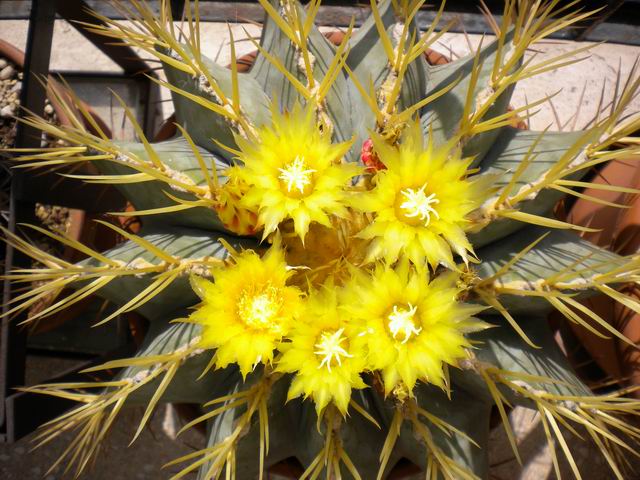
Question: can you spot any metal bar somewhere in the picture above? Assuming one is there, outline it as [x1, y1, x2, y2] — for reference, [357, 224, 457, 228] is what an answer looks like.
[55, 0, 161, 136]
[170, 0, 186, 20]
[0, 211, 34, 443]
[54, 0, 153, 75]
[575, 0, 626, 41]
[0, 0, 149, 441]
[2, 2, 129, 211]
[1, 0, 56, 441]
[13, 1, 55, 149]
[2, 1, 639, 44]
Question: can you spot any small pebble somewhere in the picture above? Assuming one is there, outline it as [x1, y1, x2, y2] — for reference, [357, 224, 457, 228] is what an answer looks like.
[11, 81, 21, 93]
[0, 65, 15, 80]
[0, 105, 15, 118]
[44, 104, 54, 115]
[0, 58, 7, 68]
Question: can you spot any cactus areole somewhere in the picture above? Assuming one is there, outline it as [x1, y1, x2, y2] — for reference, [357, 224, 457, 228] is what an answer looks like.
[7, 1, 640, 479]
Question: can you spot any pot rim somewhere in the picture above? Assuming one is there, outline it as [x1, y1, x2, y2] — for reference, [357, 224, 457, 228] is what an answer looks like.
[0, 37, 111, 137]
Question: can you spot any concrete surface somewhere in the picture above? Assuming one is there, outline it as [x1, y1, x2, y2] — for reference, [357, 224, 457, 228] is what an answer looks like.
[2, 19, 638, 134]
[0, 354, 203, 480]
[1, 10, 639, 480]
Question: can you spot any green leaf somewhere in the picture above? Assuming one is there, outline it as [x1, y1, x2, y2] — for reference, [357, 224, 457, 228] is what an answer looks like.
[197, 375, 299, 480]
[294, 389, 388, 479]
[469, 127, 592, 247]
[126, 320, 240, 405]
[298, 10, 362, 162]
[251, 1, 363, 162]
[346, 0, 394, 81]
[371, 385, 490, 479]
[464, 316, 591, 400]
[421, 31, 516, 165]
[475, 225, 623, 314]
[250, 0, 304, 112]
[294, 386, 488, 479]
[344, 0, 396, 158]
[98, 137, 228, 231]
[78, 226, 258, 322]
[162, 45, 272, 155]
[396, 32, 429, 114]
[346, 1, 429, 159]
[347, 1, 427, 110]
[414, 384, 491, 479]
[342, 390, 390, 478]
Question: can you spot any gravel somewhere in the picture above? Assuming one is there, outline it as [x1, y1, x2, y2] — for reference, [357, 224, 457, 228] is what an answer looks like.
[0, 64, 15, 80]
[0, 104, 14, 118]
[0, 55, 22, 149]
[0, 55, 59, 149]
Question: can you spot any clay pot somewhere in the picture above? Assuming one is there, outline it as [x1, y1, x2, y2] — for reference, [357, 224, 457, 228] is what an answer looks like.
[556, 154, 640, 397]
[0, 39, 139, 335]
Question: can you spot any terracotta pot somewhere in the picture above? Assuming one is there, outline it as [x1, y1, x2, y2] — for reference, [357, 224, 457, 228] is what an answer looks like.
[556, 154, 640, 397]
[0, 39, 139, 336]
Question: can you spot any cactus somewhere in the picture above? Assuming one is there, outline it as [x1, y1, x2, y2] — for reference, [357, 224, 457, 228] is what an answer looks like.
[5, 1, 640, 479]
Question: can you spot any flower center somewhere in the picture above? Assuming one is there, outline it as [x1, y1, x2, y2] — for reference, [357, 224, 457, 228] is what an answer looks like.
[238, 286, 282, 331]
[387, 303, 422, 344]
[314, 328, 353, 372]
[395, 183, 440, 226]
[278, 156, 316, 198]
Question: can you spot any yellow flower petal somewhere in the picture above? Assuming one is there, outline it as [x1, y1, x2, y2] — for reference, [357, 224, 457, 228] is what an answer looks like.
[342, 263, 483, 395]
[353, 120, 487, 269]
[277, 285, 367, 416]
[235, 102, 359, 241]
[189, 244, 302, 378]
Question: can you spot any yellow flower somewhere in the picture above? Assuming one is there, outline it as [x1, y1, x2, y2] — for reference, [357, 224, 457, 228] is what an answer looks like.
[215, 166, 259, 236]
[342, 262, 486, 395]
[189, 244, 302, 377]
[353, 121, 487, 270]
[277, 284, 367, 415]
[282, 212, 370, 288]
[236, 102, 360, 241]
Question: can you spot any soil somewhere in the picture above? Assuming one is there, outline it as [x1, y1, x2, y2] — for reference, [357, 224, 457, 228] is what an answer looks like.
[0, 56, 22, 149]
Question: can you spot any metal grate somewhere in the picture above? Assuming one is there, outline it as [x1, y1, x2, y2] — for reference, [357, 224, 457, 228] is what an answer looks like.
[0, 0, 156, 443]
[1, 1, 639, 44]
